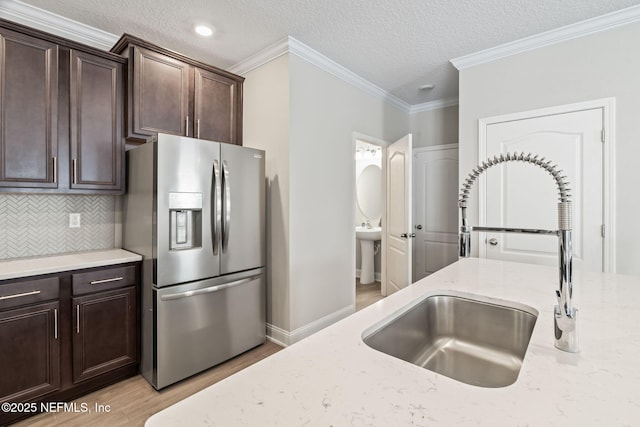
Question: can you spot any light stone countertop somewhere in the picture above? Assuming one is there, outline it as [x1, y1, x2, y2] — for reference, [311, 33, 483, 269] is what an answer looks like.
[0, 249, 142, 281]
[146, 258, 640, 426]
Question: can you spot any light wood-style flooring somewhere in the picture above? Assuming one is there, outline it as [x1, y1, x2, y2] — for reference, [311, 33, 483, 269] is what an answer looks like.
[356, 278, 384, 311]
[13, 282, 383, 426]
[12, 342, 282, 427]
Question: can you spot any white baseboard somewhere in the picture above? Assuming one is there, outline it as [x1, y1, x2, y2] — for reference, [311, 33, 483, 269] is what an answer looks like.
[266, 304, 354, 346]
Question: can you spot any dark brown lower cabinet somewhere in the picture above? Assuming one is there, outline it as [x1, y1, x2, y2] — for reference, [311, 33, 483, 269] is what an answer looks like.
[0, 262, 140, 425]
[72, 286, 137, 383]
[0, 301, 61, 403]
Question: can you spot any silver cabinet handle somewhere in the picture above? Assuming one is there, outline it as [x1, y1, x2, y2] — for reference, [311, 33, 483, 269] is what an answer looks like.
[221, 160, 231, 253]
[489, 238, 499, 246]
[52, 156, 57, 184]
[0, 290, 41, 301]
[197, 119, 200, 139]
[76, 305, 80, 334]
[54, 308, 58, 340]
[72, 158, 77, 184]
[410, 233, 416, 238]
[185, 115, 190, 137]
[160, 275, 261, 301]
[400, 233, 408, 238]
[90, 277, 123, 285]
[212, 160, 222, 255]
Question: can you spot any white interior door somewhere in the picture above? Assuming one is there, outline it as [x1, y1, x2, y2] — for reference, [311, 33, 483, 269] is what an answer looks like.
[385, 134, 412, 295]
[413, 145, 459, 282]
[483, 108, 603, 272]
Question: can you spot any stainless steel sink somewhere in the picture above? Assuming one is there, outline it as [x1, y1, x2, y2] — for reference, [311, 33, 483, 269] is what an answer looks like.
[362, 292, 538, 388]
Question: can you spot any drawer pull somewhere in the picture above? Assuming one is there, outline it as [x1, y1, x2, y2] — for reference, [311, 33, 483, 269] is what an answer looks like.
[76, 305, 80, 334]
[90, 277, 123, 285]
[54, 308, 58, 340]
[0, 290, 41, 301]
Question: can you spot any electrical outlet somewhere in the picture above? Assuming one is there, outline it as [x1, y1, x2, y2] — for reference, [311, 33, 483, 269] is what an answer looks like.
[69, 213, 81, 228]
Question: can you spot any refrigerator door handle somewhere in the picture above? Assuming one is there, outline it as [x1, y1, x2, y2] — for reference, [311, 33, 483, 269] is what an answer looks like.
[159, 275, 261, 301]
[222, 160, 231, 253]
[212, 160, 222, 255]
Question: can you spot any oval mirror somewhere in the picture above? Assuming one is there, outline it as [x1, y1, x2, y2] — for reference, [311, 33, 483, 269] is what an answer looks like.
[356, 164, 382, 221]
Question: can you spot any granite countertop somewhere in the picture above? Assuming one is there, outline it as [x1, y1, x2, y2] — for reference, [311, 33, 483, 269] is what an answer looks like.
[146, 258, 640, 426]
[0, 249, 143, 281]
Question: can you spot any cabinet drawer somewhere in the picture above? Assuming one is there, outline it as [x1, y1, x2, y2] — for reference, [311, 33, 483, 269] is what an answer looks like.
[0, 277, 59, 310]
[72, 265, 137, 295]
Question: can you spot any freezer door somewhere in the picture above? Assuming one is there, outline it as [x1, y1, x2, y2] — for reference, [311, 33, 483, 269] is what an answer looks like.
[220, 144, 266, 274]
[156, 134, 221, 286]
[152, 269, 266, 389]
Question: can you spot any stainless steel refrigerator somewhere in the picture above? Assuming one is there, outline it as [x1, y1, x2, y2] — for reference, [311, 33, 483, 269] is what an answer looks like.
[123, 133, 265, 389]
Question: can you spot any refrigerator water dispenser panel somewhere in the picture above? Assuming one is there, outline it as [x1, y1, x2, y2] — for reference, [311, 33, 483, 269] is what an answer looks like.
[169, 192, 203, 250]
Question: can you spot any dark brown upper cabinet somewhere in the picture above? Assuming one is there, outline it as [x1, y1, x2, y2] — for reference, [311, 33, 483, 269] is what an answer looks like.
[0, 19, 126, 194]
[69, 50, 124, 191]
[0, 28, 58, 189]
[111, 34, 243, 145]
[194, 68, 239, 143]
[131, 46, 190, 138]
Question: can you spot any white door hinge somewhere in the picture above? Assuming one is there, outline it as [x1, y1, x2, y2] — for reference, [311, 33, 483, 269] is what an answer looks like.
[601, 224, 606, 238]
[601, 128, 605, 143]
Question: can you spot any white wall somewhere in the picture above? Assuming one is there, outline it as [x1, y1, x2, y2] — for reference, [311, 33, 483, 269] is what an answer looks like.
[288, 54, 409, 334]
[410, 105, 459, 148]
[243, 51, 410, 343]
[459, 22, 640, 275]
[242, 54, 292, 331]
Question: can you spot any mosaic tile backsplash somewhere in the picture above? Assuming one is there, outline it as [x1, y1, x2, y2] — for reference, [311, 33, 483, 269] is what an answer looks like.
[0, 195, 117, 260]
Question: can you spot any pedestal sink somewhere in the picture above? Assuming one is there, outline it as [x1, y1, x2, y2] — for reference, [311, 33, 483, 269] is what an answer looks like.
[356, 226, 381, 284]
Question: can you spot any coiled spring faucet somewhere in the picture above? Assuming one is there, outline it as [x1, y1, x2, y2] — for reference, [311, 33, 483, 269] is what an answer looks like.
[459, 152, 578, 353]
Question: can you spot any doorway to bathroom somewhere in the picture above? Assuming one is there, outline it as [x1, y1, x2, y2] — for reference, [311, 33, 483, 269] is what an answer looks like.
[355, 138, 384, 309]
[353, 133, 413, 309]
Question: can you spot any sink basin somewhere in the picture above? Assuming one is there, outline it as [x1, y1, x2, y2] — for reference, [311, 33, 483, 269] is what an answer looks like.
[356, 226, 381, 241]
[362, 292, 538, 388]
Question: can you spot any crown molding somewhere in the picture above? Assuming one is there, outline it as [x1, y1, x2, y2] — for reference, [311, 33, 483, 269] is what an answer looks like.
[409, 97, 458, 114]
[451, 4, 640, 70]
[229, 36, 413, 113]
[227, 36, 290, 75]
[0, 0, 118, 50]
[286, 37, 411, 112]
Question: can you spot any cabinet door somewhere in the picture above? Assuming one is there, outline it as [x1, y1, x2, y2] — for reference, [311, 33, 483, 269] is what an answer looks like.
[69, 50, 124, 191]
[0, 29, 58, 188]
[130, 46, 190, 140]
[0, 301, 60, 403]
[72, 286, 137, 383]
[194, 68, 241, 145]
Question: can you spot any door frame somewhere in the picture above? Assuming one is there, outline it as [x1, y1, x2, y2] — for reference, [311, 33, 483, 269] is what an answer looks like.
[412, 143, 459, 282]
[352, 132, 389, 296]
[477, 98, 616, 273]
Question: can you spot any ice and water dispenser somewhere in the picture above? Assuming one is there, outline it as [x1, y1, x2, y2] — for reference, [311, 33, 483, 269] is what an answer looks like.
[168, 192, 202, 250]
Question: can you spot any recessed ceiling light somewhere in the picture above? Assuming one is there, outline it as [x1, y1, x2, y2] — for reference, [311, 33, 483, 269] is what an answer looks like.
[195, 25, 214, 37]
[419, 84, 435, 90]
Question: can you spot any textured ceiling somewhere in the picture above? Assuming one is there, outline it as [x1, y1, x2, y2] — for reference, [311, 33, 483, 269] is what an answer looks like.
[17, 0, 640, 105]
